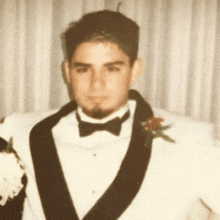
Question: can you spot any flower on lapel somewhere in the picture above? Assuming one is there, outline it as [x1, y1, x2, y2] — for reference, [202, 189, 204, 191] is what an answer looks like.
[142, 115, 176, 143]
[0, 137, 25, 206]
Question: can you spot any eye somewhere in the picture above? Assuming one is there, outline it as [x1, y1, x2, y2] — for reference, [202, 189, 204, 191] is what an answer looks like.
[76, 67, 89, 73]
[107, 66, 120, 72]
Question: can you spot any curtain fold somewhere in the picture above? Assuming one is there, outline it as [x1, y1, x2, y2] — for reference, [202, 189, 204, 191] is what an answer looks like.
[0, 0, 219, 126]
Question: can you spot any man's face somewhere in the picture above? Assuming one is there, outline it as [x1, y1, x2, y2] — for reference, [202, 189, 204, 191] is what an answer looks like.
[64, 41, 141, 118]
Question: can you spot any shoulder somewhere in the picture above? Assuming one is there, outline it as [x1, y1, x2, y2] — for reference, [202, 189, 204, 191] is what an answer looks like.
[152, 107, 215, 147]
[0, 109, 59, 142]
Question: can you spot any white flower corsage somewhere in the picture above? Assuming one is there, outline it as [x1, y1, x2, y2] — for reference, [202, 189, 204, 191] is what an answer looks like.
[142, 115, 176, 143]
[0, 137, 25, 206]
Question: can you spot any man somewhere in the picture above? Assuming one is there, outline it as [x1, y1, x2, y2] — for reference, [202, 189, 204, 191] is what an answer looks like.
[0, 10, 220, 220]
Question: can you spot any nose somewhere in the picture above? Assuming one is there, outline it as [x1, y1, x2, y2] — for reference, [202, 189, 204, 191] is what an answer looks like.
[90, 68, 106, 90]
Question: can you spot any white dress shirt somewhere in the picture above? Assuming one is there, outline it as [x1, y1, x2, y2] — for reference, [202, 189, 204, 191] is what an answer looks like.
[50, 101, 135, 219]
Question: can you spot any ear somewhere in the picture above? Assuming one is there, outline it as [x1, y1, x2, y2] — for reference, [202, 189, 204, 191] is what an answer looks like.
[130, 58, 143, 86]
[63, 61, 71, 83]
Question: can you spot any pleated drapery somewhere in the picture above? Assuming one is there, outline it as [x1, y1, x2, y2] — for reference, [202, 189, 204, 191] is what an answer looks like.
[0, 0, 220, 135]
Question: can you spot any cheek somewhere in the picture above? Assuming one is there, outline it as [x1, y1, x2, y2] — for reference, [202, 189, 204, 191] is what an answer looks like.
[111, 78, 131, 97]
[71, 75, 89, 93]
[115, 75, 132, 90]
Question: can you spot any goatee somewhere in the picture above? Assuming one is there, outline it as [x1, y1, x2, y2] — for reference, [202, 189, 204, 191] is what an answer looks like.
[83, 107, 113, 119]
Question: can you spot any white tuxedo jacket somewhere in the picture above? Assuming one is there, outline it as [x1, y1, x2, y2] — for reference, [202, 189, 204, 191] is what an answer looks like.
[0, 90, 220, 220]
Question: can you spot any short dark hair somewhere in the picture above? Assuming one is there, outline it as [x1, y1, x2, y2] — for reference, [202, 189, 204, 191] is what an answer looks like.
[63, 10, 139, 65]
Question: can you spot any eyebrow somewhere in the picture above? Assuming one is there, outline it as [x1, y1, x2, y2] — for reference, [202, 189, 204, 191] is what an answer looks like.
[71, 61, 125, 68]
[71, 62, 91, 68]
[104, 61, 125, 67]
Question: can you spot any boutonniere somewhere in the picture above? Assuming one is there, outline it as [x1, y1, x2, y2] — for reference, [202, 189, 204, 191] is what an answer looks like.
[0, 137, 25, 206]
[142, 115, 176, 143]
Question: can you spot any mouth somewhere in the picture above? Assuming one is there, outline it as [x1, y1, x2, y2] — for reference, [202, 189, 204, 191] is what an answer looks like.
[88, 96, 108, 102]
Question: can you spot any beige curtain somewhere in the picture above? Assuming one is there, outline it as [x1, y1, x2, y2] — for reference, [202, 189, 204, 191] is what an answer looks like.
[0, 0, 220, 129]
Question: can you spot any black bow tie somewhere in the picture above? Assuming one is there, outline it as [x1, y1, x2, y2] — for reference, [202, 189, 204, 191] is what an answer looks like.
[76, 111, 130, 137]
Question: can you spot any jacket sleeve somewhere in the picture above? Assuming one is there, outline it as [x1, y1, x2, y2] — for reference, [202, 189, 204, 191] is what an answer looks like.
[197, 139, 220, 217]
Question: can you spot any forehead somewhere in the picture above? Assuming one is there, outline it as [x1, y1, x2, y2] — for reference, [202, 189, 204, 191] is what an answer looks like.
[71, 41, 130, 64]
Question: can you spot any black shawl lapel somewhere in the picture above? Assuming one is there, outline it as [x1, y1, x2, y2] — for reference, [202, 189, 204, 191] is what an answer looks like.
[29, 90, 153, 220]
[30, 101, 79, 220]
